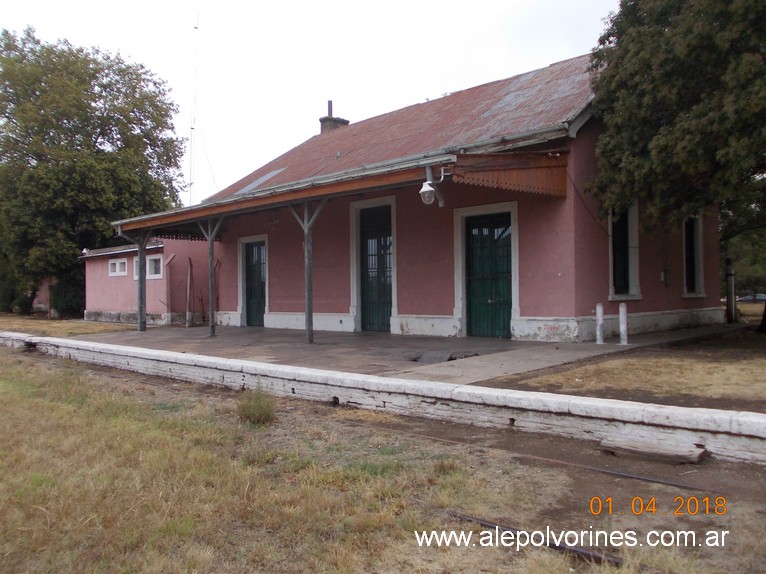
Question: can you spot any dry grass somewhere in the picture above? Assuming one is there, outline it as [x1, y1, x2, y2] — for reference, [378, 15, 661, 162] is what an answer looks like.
[237, 387, 277, 425]
[515, 329, 766, 402]
[0, 349, 566, 573]
[3, 349, 756, 573]
[0, 312, 133, 337]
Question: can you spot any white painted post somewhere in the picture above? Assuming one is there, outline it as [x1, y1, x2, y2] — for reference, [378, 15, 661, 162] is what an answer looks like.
[595, 303, 604, 344]
[619, 303, 628, 345]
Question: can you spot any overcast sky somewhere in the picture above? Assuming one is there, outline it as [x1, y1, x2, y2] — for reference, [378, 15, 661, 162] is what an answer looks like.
[4, 0, 618, 205]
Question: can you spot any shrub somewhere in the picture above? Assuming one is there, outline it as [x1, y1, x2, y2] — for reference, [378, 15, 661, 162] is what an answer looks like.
[11, 292, 34, 315]
[50, 269, 85, 318]
[237, 388, 276, 426]
[0, 257, 19, 312]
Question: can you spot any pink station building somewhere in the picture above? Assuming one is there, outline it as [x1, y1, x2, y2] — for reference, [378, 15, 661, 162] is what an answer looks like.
[87, 55, 723, 341]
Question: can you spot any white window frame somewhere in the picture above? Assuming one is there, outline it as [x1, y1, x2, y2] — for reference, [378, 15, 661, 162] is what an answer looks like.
[108, 258, 128, 277]
[133, 254, 164, 280]
[608, 204, 641, 301]
[683, 216, 705, 297]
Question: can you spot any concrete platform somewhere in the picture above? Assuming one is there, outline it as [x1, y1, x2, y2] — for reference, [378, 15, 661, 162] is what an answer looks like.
[3, 323, 763, 463]
[67, 322, 745, 384]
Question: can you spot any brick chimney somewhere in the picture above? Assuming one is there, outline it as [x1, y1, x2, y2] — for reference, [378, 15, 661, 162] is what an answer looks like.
[319, 100, 349, 134]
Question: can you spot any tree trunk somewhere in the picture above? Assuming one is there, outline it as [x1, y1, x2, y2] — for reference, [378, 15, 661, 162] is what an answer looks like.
[757, 301, 766, 333]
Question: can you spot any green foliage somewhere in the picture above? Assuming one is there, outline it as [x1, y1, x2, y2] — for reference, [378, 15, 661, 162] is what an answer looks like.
[725, 229, 766, 296]
[50, 267, 85, 318]
[0, 252, 19, 312]
[237, 388, 276, 426]
[11, 292, 34, 315]
[590, 0, 766, 235]
[0, 28, 184, 296]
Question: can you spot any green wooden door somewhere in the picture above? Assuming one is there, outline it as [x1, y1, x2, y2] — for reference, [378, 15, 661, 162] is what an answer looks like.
[245, 241, 266, 327]
[466, 212, 512, 338]
[360, 206, 392, 332]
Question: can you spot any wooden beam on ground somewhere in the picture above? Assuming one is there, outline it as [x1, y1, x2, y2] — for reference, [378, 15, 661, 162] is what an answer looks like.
[600, 437, 708, 464]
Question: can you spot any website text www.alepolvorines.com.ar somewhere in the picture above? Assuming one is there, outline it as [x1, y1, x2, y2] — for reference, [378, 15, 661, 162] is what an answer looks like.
[414, 525, 730, 551]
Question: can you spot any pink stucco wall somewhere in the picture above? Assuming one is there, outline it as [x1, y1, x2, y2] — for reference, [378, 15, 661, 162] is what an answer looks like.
[204, 119, 722, 335]
[215, 185, 586, 320]
[569, 120, 721, 318]
[84, 239, 209, 322]
[396, 191, 455, 315]
[213, 180, 721, 324]
[164, 239, 211, 317]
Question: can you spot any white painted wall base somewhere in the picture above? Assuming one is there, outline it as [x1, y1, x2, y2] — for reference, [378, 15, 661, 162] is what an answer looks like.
[83, 310, 195, 326]
[218, 307, 725, 342]
[264, 312, 356, 332]
[390, 314, 461, 337]
[217, 312, 244, 327]
[2, 331, 763, 464]
[513, 307, 726, 342]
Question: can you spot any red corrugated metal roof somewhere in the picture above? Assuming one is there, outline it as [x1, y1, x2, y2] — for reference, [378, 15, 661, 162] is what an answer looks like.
[205, 54, 593, 203]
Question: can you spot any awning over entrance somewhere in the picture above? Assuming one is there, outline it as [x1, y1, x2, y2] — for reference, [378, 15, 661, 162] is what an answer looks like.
[452, 152, 568, 197]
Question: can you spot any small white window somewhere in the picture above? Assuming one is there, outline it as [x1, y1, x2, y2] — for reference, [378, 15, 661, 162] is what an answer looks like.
[108, 258, 128, 277]
[133, 254, 164, 280]
[147, 255, 163, 278]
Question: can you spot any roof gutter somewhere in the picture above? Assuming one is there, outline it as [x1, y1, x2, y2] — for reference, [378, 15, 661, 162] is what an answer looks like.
[78, 242, 163, 260]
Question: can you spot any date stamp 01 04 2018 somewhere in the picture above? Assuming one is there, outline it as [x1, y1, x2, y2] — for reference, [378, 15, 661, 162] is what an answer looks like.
[589, 495, 728, 517]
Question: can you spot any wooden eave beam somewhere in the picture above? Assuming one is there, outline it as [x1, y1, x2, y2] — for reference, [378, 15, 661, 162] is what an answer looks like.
[117, 167, 425, 234]
[452, 152, 569, 197]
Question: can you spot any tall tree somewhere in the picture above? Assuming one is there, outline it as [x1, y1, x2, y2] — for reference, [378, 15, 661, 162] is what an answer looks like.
[590, 0, 766, 329]
[0, 28, 183, 313]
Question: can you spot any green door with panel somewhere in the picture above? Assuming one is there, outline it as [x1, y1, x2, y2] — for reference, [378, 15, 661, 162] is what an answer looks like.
[360, 206, 392, 332]
[466, 212, 512, 338]
[245, 241, 266, 327]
